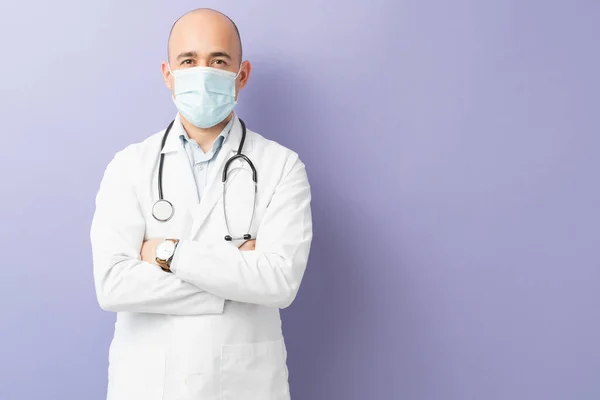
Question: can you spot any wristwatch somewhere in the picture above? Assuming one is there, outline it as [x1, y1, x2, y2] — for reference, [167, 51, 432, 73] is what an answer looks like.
[155, 239, 179, 273]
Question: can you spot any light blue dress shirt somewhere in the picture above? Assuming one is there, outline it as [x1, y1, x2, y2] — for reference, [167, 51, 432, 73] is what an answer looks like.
[179, 117, 234, 202]
[170, 116, 234, 273]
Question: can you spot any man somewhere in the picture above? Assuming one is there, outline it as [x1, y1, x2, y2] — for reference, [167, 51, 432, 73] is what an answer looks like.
[90, 8, 312, 400]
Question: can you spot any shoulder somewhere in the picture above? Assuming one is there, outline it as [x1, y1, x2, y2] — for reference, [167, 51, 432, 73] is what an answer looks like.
[101, 127, 167, 182]
[110, 126, 168, 164]
[246, 129, 311, 199]
[247, 128, 305, 178]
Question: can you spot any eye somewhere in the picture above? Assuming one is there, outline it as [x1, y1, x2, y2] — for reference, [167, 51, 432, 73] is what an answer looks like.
[211, 59, 228, 67]
[180, 59, 194, 66]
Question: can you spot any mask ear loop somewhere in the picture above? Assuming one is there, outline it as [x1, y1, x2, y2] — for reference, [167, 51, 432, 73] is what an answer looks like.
[234, 62, 243, 79]
[167, 63, 177, 102]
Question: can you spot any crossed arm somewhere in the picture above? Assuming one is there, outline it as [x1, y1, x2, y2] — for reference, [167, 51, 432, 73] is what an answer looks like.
[90, 149, 312, 315]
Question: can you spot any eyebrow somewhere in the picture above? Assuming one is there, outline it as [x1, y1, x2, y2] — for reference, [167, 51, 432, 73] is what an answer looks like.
[176, 51, 233, 61]
[209, 51, 232, 60]
[176, 51, 197, 60]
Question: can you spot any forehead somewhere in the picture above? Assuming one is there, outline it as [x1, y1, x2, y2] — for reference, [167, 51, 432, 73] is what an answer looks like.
[168, 13, 239, 60]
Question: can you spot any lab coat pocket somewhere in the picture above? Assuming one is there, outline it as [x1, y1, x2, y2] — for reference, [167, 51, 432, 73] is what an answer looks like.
[220, 339, 290, 400]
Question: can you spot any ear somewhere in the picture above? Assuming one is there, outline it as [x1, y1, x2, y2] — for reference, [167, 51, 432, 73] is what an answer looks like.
[161, 61, 174, 92]
[236, 60, 252, 92]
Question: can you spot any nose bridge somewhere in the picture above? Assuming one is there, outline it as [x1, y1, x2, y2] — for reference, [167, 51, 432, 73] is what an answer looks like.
[197, 50, 219, 67]
[197, 56, 211, 67]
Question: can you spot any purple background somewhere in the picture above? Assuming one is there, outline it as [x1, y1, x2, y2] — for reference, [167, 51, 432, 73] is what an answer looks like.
[1, 1, 599, 399]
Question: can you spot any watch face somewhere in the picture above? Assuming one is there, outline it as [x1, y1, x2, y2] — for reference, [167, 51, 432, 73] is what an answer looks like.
[156, 240, 176, 260]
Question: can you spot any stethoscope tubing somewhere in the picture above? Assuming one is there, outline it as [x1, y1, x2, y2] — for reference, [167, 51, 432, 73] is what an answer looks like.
[153, 117, 257, 241]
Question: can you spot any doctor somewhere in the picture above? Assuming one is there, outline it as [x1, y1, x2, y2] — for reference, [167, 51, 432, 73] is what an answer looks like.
[90, 7, 312, 400]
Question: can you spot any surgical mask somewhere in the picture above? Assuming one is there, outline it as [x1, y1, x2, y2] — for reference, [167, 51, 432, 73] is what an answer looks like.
[168, 63, 241, 128]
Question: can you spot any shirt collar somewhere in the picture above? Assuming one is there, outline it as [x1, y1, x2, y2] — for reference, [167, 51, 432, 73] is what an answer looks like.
[178, 115, 234, 153]
[160, 112, 248, 154]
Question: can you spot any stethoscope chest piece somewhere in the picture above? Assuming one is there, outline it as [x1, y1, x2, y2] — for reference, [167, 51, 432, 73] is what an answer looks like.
[152, 199, 174, 222]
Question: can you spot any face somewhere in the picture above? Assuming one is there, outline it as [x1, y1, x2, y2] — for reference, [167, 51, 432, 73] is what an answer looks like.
[161, 11, 251, 101]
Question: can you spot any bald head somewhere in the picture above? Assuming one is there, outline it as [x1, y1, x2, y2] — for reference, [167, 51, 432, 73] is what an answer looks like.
[167, 8, 242, 65]
[161, 8, 252, 114]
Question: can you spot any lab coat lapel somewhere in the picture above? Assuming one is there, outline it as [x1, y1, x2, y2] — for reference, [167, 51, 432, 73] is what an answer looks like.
[189, 115, 250, 239]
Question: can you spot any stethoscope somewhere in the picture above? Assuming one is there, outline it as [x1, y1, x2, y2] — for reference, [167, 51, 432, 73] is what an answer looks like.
[151, 118, 257, 242]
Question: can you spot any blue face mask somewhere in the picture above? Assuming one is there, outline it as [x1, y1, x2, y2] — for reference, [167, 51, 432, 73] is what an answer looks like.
[168, 64, 241, 128]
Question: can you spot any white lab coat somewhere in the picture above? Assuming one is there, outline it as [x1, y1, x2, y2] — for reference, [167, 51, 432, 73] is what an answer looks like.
[90, 113, 313, 400]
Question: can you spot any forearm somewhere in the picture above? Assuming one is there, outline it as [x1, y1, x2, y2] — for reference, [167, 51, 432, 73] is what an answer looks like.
[171, 237, 310, 309]
[93, 251, 225, 315]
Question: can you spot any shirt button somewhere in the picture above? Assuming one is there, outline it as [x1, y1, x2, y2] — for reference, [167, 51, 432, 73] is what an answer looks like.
[198, 164, 205, 170]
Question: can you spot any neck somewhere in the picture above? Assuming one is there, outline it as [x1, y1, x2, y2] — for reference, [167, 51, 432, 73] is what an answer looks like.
[180, 113, 233, 152]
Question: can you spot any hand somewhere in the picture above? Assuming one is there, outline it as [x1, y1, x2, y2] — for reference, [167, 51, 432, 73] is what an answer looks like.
[238, 239, 256, 251]
[141, 238, 164, 265]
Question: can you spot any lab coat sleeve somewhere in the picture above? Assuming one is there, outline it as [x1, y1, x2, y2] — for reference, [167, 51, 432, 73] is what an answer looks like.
[90, 148, 225, 315]
[171, 155, 313, 308]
